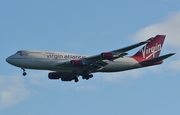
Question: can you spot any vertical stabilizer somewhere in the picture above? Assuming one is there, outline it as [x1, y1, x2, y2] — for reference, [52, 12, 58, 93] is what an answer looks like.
[133, 35, 165, 59]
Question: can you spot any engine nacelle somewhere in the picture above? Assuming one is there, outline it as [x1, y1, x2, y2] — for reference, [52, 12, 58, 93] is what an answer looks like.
[61, 75, 74, 81]
[101, 52, 121, 60]
[48, 72, 62, 79]
[71, 60, 83, 67]
[101, 52, 114, 60]
[48, 72, 74, 81]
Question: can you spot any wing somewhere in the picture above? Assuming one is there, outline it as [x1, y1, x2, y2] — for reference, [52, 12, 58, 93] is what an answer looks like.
[55, 39, 150, 71]
[85, 39, 150, 62]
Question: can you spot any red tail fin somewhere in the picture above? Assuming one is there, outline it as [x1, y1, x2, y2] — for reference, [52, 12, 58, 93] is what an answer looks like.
[133, 35, 165, 59]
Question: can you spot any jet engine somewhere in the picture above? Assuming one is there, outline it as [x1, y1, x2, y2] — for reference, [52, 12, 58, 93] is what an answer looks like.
[101, 52, 122, 60]
[48, 72, 61, 79]
[48, 72, 75, 81]
[101, 52, 114, 60]
[61, 75, 74, 81]
[70, 60, 83, 67]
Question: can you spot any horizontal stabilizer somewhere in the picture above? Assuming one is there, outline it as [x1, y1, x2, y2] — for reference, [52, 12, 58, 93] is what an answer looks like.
[142, 53, 175, 63]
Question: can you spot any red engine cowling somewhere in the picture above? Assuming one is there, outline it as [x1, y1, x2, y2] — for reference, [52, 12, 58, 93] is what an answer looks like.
[48, 72, 62, 79]
[61, 75, 74, 81]
[71, 60, 83, 67]
[101, 52, 114, 60]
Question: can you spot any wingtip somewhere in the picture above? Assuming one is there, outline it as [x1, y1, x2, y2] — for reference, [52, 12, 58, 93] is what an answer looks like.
[165, 53, 176, 58]
[170, 53, 176, 56]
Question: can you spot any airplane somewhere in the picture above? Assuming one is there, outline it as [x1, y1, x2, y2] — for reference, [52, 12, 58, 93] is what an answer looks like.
[6, 35, 175, 82]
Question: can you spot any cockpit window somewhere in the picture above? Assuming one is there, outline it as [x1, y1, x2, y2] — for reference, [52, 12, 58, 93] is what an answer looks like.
[16, 51, 22, 53]
[16, 51, 29, 56]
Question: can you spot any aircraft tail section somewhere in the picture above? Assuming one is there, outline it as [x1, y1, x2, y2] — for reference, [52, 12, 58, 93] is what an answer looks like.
[133, 35, 165, 60]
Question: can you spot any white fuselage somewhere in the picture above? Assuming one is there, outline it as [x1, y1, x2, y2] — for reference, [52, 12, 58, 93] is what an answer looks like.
[6, 50, 142, 73]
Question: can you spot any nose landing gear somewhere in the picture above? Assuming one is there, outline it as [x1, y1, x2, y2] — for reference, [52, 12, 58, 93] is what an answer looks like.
[23, 72, 27, 76]
[21, 68, 27, 76]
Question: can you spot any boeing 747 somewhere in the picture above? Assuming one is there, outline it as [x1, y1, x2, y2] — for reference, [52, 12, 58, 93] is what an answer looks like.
[6, 35, 175, 82]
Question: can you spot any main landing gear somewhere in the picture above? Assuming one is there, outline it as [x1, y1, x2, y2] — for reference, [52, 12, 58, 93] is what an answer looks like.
[82, 73, 93, 80]
[72, 75, 78, 83]
[74, 77, 79, 83]
[21, 68, 27, 76]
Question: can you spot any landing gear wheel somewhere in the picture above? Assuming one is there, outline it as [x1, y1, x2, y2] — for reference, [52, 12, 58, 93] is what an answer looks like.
[73, 76, 79, 83]
[21, 68, 27, 76]
[82, 73, 93, 80]
[74, 78, 79, 82]
[23, 72, 27, 76]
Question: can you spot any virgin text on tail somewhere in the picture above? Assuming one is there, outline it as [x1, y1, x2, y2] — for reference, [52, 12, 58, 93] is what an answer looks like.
[141, 43, 162, 59]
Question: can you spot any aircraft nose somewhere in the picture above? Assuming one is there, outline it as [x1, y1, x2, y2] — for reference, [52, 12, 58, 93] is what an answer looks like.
[6, 54, 21, 67]
[6, 55, 15, 65]
[6, 56, 11, 64]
